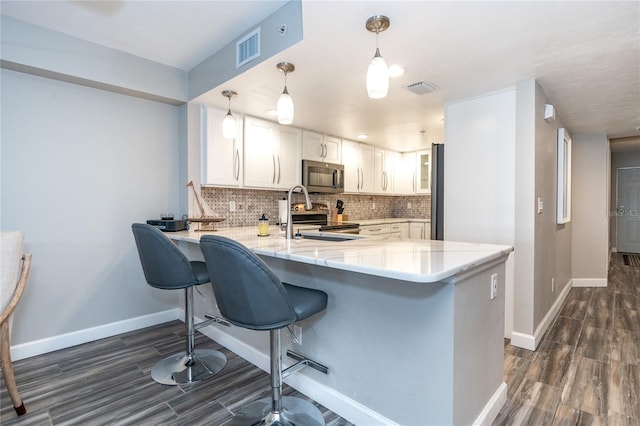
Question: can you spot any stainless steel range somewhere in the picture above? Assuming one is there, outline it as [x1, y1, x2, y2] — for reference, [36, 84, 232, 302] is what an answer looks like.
[290, 203, 360, 234]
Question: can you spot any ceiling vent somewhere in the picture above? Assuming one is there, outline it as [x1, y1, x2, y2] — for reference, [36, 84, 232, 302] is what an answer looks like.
[405, 80, 439, 95]
[236, 28, 261, 68]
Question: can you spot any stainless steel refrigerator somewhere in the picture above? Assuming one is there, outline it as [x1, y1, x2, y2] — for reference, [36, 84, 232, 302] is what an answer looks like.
[430, 143, 444, 240]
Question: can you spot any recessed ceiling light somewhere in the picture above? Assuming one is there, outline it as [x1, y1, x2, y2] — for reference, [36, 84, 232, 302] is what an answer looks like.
[389, 65, 405, 78]
[357, 133, 369, 139]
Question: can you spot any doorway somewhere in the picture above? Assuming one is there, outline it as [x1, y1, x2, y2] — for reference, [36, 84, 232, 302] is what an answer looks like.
[616, 167, 640, 253]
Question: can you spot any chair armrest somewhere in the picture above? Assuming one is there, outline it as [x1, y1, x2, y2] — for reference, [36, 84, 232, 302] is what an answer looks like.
[0, 254, 31, 325]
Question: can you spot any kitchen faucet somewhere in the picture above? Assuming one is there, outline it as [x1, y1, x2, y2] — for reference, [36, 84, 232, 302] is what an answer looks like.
[285, 184, 312, 239]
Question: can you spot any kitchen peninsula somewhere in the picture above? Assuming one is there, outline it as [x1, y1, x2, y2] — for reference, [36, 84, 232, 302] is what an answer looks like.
[169, 226, 512, 426]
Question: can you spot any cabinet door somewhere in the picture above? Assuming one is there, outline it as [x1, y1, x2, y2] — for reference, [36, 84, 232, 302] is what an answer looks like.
[358, 143, 375, 193]
[416, 149, 431, 194]
[323, 135, 342, 163]
[342, 140, 360, 192]
[395, 152, 416, 194]
[409, 222, 425, 239]
[201, 107, 243, 187]
[302, 130, 324, 162]
[373, 148, 385, 193]
[276, 125, 302, 189]
[360, 224, 391, 239]
[398, 222, 410, 238]
[244, 117, 277, 188]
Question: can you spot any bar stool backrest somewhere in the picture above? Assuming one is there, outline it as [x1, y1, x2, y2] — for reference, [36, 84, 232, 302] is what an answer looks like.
[131, 223, 197, 289]
[200, 235, 297, 331]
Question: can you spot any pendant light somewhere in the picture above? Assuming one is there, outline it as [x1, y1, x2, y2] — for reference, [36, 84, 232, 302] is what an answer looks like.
[365, 15, 390, 99]
[276, 62, 295, 125]
[221, 90, 237, 139]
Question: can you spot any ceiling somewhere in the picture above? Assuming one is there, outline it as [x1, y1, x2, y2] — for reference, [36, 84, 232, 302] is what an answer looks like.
[2, 1, 639, 152]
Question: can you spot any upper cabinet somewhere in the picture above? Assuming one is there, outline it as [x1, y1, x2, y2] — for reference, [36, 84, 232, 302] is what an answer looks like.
[244, 117, 301, 190]
[374, 148, 395, 194]
[342, 140, 374, 193]
[394, 152, 416, 194]
[201, 106, 243, 187]
[416, 149, 431, 194]
[302, 131, 341, 163]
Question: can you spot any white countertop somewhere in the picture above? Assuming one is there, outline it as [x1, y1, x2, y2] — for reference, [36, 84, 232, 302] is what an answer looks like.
[168, 225, 512, 284]
[355, 217, 430, 226]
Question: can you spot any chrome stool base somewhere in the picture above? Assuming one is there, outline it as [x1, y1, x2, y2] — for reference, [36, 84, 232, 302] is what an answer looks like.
[151, 349, 226, 385]
[230, 396, 324, 426]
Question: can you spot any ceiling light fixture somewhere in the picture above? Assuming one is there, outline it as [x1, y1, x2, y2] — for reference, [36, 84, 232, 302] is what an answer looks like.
[276, 62, 295, 125]
[221, 90, 237, 139]
[365, 15, 390, 99]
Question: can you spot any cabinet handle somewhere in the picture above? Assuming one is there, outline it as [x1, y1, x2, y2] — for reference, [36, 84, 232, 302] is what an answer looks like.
[319, 144, 324, 158]
[357, 168, 361, 190]
[360, 168, 364, 191]
[368, 228, 382, 232]
[277, 155, 281, 184]
[234, 149, 240, 181]
[272, 155, 276, 184]
[412, 173, 416, 193]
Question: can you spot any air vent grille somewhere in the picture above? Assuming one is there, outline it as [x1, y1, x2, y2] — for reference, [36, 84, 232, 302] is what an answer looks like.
[406, 80, 439, 95]
[237, 28, 261, 68]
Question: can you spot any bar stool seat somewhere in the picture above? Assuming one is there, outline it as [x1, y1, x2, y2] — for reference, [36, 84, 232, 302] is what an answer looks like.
[131, 223, 227, 385]
[200, 235, 328, 426]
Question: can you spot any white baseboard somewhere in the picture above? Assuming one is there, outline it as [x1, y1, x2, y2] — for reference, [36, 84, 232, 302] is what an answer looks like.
[11, 309, 181, 361]
[473, 382, 507, 426]
[510, 278, 573, 351]
[572, 278, 607, 287]
[197, 316, 402, 426]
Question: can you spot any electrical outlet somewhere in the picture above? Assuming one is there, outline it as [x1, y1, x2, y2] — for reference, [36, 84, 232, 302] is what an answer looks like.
[372, 202, 376, 210]
[407, 202, 412, 209]
[552, 277, 555, 292]
[490, 273, 498, 300]
[293, 325, 302, 345]
[229, 201, 236, 212]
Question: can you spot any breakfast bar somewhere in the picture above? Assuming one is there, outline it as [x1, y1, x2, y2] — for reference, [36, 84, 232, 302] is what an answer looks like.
[169, 226, 513, 426]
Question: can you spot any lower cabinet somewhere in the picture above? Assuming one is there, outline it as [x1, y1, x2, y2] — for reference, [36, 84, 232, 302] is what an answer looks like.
[390, 223, 408, 239]
[409, 222, 431, 240]
[360, 224, 391, 239]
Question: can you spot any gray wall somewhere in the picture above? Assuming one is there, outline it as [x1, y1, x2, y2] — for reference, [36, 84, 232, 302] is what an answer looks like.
[0, 69, 181, 347]
[571, 134, 609, 284]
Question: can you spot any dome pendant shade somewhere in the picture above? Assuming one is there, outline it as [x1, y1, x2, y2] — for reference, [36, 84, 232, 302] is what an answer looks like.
[277, 87, 294, 125]
[222, 110, 236, 139]
[367, 48, 389, 99]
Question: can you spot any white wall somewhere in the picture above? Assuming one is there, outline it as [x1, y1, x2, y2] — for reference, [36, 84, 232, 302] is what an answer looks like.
[1, 69, 182, 354]
[444, 87, 516, 337]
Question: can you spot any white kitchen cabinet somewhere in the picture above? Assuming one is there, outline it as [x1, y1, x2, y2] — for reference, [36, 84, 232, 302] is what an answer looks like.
[374, 148, 395, 194]
[342, 140, 374, 193]
[201, 106, 243, 187]
[302, 131, 341, 163]
[390, 222, 407, 239]
[409, 222, 430, 239]
[244, 117, 301, 190]
[360, 223, 391, 239]
[394, 152, 416, 194]
[416, 149, 431, 194]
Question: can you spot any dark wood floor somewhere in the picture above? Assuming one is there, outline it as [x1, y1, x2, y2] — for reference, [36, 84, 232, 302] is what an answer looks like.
[0, 321, 353, 425]
[494, 253, 640, 425]
[2, 253, 638, 425]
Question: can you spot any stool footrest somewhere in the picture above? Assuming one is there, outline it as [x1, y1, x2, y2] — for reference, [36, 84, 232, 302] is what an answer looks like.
[196, 314, 231, 330]
[285, 350, 329, 376]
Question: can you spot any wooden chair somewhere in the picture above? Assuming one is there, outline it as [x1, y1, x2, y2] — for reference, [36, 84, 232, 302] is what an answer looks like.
[1, 231, 32, 416]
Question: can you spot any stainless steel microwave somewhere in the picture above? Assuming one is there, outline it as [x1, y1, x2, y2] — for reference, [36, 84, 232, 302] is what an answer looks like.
[302, 160, 344, 193]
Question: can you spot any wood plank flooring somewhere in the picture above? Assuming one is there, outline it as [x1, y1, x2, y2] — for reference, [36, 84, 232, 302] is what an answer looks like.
[0, 321, 353, 425]
[494, 253, 640, 425]
[2, 253, 637, 425]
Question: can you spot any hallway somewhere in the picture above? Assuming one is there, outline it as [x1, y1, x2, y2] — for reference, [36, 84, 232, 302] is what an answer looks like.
[495, 253, 640, 424]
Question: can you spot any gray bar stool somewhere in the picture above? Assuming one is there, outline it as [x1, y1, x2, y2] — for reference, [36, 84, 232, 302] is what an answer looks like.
[131, 223, 227, 385]
[200, 235, 328, 426]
